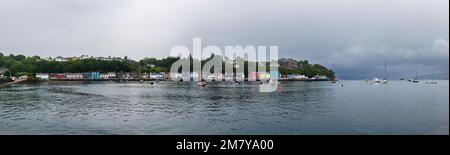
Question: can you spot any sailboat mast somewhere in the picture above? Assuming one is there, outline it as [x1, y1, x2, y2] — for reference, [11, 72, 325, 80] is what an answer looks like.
[384, 64, 388, 80]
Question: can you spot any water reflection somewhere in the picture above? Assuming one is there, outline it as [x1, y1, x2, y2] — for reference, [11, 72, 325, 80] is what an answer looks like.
[0, 80, 448, 134]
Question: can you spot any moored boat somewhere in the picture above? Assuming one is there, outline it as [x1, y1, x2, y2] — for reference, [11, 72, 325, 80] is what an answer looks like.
[373, 78, 381, 83]
[381, 64, 388, 84]
[197, 79, 206, 87]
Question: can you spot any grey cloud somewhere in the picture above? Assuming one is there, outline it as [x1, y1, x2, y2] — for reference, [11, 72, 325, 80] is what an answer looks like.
[324, 39, 449, 79]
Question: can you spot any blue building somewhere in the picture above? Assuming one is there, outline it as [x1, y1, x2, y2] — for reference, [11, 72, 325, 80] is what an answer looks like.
[88, 72, 101, 79]
[270, 71, 280, 79]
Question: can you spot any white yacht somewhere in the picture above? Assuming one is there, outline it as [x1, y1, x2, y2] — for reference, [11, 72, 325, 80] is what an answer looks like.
[373, 78, 381, 83]
[381, 64, 388, 84]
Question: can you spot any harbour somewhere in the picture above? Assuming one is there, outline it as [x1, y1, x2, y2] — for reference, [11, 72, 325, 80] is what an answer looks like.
[1, 80, 448, 135]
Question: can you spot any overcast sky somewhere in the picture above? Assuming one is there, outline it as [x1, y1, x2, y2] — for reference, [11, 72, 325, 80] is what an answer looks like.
[0, 0, 448, 79]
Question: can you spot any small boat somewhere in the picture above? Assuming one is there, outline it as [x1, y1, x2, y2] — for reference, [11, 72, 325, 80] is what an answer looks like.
[373, 78, 381, 83]
[407, 79, 413, 82]
[412, 69, 419, 83]
[381, 64, 388, 84]
[197, 79, 206, 87]
[425, 81, 437, 84]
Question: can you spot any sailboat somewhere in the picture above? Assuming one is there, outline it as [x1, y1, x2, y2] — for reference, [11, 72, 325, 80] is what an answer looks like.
[412, 69, 419, 83]
[381, 64, 388, 84]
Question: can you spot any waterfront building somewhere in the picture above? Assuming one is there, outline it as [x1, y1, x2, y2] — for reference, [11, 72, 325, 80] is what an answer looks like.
[48, 73, 56, 79]
[250, 72, 259, 80]
[270, 71, 280, 79]
[106, 72, 117, 79]
[100, 73, 108, 79]
[80, 55, 91, 59]
[310, 75, 330, 81]
[36, 73, 49, 79]
[258, 72, 271, 80]
[122, 72, 133, 80]
[66, 73, 84, 79]
[150, 73, 165, 80]
[87, 72, 101, 79]
[66, 57, 80, 61]
[56, 73, 66, 79]
[287, 74, 309, 80]
[55, 56, 69, 62]
[99, 72, 117, 79]
[140, 73, 150, 79]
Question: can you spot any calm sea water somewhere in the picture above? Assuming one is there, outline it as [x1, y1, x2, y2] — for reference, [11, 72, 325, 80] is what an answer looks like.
[0, 80, 448, 135]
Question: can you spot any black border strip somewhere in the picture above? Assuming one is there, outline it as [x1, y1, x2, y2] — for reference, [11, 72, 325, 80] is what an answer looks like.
[0, 135, 447, 153]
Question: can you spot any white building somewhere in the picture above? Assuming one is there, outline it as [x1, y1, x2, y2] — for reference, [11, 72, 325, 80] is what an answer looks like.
[100, 72, 116, 79]
[66, 73, 84, 79]
[55, 56, 68, 62]
[150, 73, 165, 79]
[287, 74, 309, 80]
[36, 73, 49, 79]
[80, 55, 91, 59]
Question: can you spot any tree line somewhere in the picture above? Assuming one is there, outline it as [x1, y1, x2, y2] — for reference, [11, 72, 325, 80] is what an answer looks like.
[0, 53, 335, 79]
[0, 53, 135, 76]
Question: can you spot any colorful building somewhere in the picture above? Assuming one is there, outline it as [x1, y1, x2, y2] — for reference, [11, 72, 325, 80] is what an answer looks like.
[258, 72, 271, 80]
[87, 72, 101, 79]
[270, 71, 280, 79]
